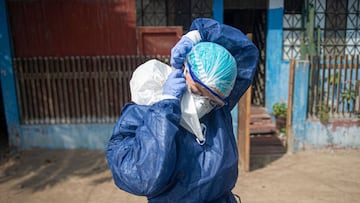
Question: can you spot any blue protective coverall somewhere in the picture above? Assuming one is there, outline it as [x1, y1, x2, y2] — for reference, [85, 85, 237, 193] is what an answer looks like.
[106, 18, 259, 203]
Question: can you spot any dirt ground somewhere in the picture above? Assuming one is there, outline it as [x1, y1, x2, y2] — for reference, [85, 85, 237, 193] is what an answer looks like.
[0, 148, 359, 203]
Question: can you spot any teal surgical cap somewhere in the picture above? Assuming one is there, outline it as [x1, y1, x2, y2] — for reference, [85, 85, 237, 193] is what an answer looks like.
[186, 42, 237, 98]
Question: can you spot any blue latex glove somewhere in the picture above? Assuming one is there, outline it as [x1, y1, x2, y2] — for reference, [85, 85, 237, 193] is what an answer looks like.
[170, 36, 194, 69]
[163, 69, 186, 99]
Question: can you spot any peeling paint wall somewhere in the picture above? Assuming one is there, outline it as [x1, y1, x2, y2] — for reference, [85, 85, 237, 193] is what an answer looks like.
[18, 124, 113, 150]
[291, 61, 360, 151]
[265, 0, 290, 113]
[304, 121, 360, 149]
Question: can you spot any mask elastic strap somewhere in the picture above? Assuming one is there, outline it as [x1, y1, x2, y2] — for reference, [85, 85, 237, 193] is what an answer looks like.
[196, 123, 207, 145]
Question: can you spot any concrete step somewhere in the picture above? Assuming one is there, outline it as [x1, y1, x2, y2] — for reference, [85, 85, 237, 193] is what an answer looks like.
[251, 106, 267, 114]
[250, 124, 277, 135]
[250, 113, 271, 121]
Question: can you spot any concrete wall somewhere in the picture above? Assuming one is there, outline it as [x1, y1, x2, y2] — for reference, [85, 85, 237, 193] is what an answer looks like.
[291, 61, 360, 151]
[17, 124, 113, 149]
[265, 0, 290, 113]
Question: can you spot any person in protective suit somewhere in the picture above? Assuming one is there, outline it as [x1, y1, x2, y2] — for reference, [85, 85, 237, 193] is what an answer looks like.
[106, 18, 259, 203]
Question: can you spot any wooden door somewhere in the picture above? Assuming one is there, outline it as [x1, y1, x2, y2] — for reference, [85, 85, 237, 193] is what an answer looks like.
[137, 26, 182, 55]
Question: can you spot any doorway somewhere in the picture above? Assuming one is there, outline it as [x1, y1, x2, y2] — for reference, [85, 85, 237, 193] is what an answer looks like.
[225, 8, 286, 171]
[224, 9, 267, 107]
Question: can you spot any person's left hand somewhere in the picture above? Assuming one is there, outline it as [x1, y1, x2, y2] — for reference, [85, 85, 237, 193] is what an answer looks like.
[170, 36, 194, 69]
[162, 69, 187, 99]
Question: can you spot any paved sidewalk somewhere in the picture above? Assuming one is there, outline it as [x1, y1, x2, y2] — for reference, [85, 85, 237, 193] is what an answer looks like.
[0, 148, 359, 203]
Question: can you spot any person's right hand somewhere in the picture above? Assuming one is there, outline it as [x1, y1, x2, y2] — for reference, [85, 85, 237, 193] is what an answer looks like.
[163, 69, 186, 99]
[170, 36, 194, 69]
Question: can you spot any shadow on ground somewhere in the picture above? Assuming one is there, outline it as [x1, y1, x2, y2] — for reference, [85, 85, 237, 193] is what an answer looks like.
[0, 148, 112, 192]
[250, 153, 284, 171]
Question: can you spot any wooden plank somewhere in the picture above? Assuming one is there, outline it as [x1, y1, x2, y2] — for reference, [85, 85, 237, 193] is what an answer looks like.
[314, 56, 320, 116]
[82, 57, 90, 123]
[320, 55, 326, 108]
[309, 56, 314, 116]
[57, 58, 65, 123]
[325, 55, 330, 110]
[286, 59, 295, 154]
[342, 55, 348, 113]
[98, 57, 104, 122]
[60, 58, 70, 123]
[124, 56, 131, 105]
[88, 57, 96, 123]
[28, 58, 37, 124]
[336, 56, 342, 114]
[330, 56, 336, 114]
[102, 56, 109, 123]
[237, 87, 251, 172]
[73, 57, 81, 123]
[349, 55, 354, 114]
[112, 56, 120, 120]
[22, 59, 30, 124]
[54, 58, 62, 123]
[35, 57, 45, 124]
[65, 57, 75, 122]
[45, 58, 54, 123]
[78, 57, 86, 123]
[108, 56, 115, 121]
[356, 56, 359, 83]
[94, 56, 101, 121]
[39, 57, 49, 123]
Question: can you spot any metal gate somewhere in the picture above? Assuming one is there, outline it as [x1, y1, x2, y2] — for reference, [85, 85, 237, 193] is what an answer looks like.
[136, 0, 213, 32]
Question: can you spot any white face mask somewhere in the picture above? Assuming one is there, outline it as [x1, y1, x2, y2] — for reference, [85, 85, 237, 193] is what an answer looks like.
[179, 88, 216, 144]
[192, 94, 215, 118]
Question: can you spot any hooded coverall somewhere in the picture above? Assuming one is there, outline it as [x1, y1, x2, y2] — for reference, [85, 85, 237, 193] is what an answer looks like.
[106, 18, 259, 203]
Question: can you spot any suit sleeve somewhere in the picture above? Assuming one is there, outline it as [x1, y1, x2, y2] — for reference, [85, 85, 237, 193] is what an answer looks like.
[106, 99, 181, 197]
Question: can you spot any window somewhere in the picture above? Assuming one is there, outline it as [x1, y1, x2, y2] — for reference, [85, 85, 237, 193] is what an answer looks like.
[283, 0, 360, 60]
[283, 0, 304, 60]
[136, 0, 213, 32]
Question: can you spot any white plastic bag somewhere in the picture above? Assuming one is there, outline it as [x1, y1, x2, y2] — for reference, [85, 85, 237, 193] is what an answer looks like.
[129, 59, 205, 143]
[130, 59, 174, 105]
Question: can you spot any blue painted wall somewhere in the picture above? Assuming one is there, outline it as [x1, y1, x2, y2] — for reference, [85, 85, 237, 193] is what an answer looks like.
[291, 61, 310, 151]
[265, 0, 290, 113]
[19, 124, 113, 149]
[0, 0, 21, 146]
[213, 0, 223, 23]
[266, 0, 360, 151]
[291, 61, 360, 151]
[305, 121, 360, 149]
